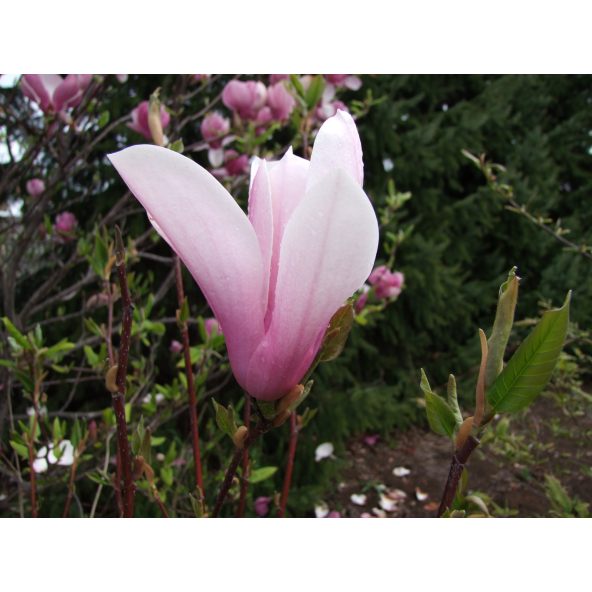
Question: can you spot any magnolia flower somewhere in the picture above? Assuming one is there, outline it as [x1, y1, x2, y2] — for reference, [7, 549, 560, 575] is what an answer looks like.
[128, 100, 170, 141]
[269, 74, 289, 85]
[254, 496, 271, 517]
[32, 440, 74, 474]
[368, 266, 405, 299]
[21, 74, 92, 114]
[54, 211, 77, 239]
[26, 178, 45, 197]
[169, 339, 183, 353]
[200, 112, 230, 148]
[266, 82, 296, 121]
[222, 80, 267, 120]
[323, 74, 362, 91]
[108, 111, 378, 400]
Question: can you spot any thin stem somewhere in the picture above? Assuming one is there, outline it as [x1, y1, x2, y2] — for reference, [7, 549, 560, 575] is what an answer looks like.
[278, 412, 299, 518]
[236, 397, 251, 517]
[112, 226, 135, 518]
[437, 435, 480, 517]
[174, 256, 204, 493]
[212, 423, 267, 517]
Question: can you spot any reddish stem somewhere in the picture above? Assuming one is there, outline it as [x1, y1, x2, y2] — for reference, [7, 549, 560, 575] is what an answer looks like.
[112, 226, 135, 517]
[278, 412, 299, 518]
[174, 257, 204, 493]
[236, 397, 251, 517]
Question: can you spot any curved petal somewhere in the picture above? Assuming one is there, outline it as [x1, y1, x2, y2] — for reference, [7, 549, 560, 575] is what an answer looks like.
[108, 145, 266, 383]
[245, 167, 379, 399]
[21, 75, 54, 112]
[248, 159, 273, 311]
[307, 110, 363, 191]
[53, 75, 81, 111]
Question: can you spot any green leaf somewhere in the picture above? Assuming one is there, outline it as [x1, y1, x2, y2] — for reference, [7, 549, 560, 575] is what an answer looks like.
[10, 440, 28, 459]
[83, 345, 99, 368]
[304, 75, 325, 110]
[98, 110, 110, 128]
[211, 399, 238, 440]
[2, 317, 29, 349]
[421, 369, 456, 438]
[44, 339, 75, 360]
[487, 292, 571, 413]
[446, 374, 463, 426]
[249, 466, 278, 484]
[169, 139, 184, 153]
[318, 303, 354, 362]
[486, 267, 520, 387]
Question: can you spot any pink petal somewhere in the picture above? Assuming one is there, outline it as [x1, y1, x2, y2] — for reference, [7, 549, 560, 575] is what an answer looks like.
[108, 146, 266, 384]
[307, 110, 364, 191]
[53, 75, 82, 112]
[244, 167, 378, 399]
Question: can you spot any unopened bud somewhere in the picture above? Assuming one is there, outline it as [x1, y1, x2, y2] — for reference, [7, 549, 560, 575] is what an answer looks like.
[105, 365, 119, 393]
[233, 425, 249, 449]
[133, 455, 145, 480]
[148, 89, 165, 146]
[276, 384, 304, 416]
[455, 416, 474, 451]
[272, 409, 291, 428]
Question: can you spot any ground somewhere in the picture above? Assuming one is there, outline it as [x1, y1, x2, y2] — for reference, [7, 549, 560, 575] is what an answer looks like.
[327, 389, 592, 518]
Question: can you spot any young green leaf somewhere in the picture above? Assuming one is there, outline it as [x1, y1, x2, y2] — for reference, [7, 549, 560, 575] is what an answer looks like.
[249, 466, 278, 484]
[2, 317, 29, 350]
[487, 292, 571, 413]
[421, 369, 457, 438]
[486, 267, 520, 387]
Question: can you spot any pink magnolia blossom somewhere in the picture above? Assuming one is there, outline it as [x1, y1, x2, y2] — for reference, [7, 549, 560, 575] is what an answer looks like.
[108, 111, 379, 400]
[254, 496, 271, 517]
[368, 266, 405, 300]
[222, 80, 267, 120]
[200, 112, 230, 148]
[266, 82, 296, 121]
[255, 106, 273, 131]
[269, 74, 289, 85]
[21, 74, 92, 114]
[224, 150, 249, 177]
[169, 339, 183, 353]
[26, 178, 45, 197]
[316, 100, 348, 122]
[323, 75, 362, 91]
[54, 211, 77, 239]
[128, 101, 170, 141]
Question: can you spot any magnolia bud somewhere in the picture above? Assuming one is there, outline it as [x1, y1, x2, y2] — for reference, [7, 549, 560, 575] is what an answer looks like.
[455, 416, 474, 451]
[233, 426, 249, 449]
[105, 365, 119, 393]
[276, 384, 304, 416]
[148, 90, 166, 146]
[26, 178, 45, 197]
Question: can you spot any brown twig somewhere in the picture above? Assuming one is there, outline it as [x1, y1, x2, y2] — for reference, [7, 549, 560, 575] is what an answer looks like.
[278, 412, 299, 518]
[212, 422, 267, 518]
[437, 435, 480, 517]
[236, 397, 251, 517]
[112, 225, 135, 517]
[174, 256, 204, 493]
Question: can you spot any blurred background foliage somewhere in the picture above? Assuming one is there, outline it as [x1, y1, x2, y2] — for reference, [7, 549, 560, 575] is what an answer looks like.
[0, 74, 590, 517]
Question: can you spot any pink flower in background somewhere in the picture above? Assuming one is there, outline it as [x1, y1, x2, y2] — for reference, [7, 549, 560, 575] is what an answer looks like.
[128, 101, 170, 140]
[204, 317, 221, 338]
[26, 178, 45, 197]
[368, 266, 405, 300]
[323, 75, 362, 91]
[222, 80, 267, 120]
[254, 496, 271, 517]
[326, 511, 341, 518]
[54, 212, 77, 240]
[169, 339, 183, 353]
[269, 74, 289, 85]
[116, 75, 128, 83]
[223, 150, 249, 176]
[200, 112, 230, 148]
[267, 82, 296, 121]
[363, 434, 380, 446]
[354, 285, 370, 313]
[21, 74, 92, 114]
[255, 106, 273, 131]
[109, 111, 379, 400]
[316, 100, 348, 122]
